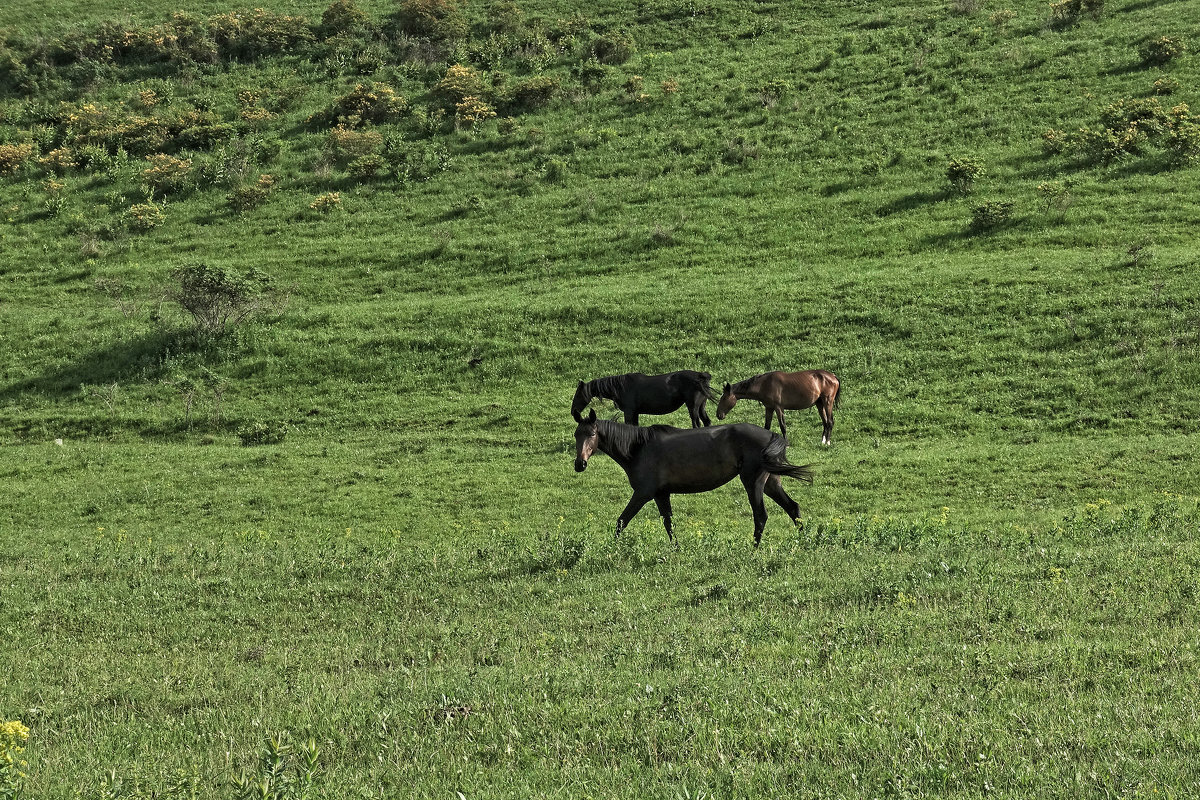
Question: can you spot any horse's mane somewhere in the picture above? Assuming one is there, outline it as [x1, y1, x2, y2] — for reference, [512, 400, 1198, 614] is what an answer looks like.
[596, 420, 679, 460]
[587, 375, 628, 402]
[733, 375, 764, 394]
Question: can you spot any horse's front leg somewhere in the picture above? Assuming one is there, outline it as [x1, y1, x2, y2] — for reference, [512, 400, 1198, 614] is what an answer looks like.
[776, 409, 788, 443]
[615, 494, 652, 538]
[763, 406, 773, 431]
[624, 412, 640, 426]
[654, 493, 675, 545]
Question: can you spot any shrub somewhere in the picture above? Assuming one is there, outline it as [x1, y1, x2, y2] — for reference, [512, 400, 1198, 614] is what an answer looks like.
[434, 64, 484, 106]
[0, 720, 30, 798]
[970, 200, 1014, 231]
[310, 191, 342, 213]
[127, 202, 165, 231]
[1041, 128, 1069, 155]
[226, 174, 275, 212]
[0, 142, 35, 175]
[347, 154, 384, 178]
[1049, 0, 1103, 28]
[391, 0, 468, 40]
[142, 153, 192, 194]
[946, 156, 985, 194]
[1153, 77, 1181, 96]
[591, 29, 635, 64]
[1072, 124, 1147, 163]
[38, 146, 76, 173]
[1036, 180, 1073, 221]
[1099, 97, 1170, 136]
[327, 124, 383, 160]
[486, 1, 525, 34]
[319, 0, 371, 39]
[238, 419, 290, 446]
[1139, 35, 1187, 66]
[502, 74, 559, 111]
[206, 9, 315, 60]
[1164, 120, 1200, 166]
[169, 262, 275, 337]
[326, 82, 409, 125]
[454, 96, 496, 129]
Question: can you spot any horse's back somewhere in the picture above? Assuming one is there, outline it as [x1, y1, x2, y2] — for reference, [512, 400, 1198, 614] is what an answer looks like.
[638, 423, 767, 493]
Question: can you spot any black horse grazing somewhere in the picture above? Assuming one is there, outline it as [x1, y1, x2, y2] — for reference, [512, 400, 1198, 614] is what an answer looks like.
[571, 370, 715, 427]
[572, 409, 813, 546]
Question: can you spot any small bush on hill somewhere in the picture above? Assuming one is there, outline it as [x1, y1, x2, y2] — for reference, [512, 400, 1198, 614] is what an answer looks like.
[434, 64, 485, 106]
[207, 9, 314, 60]
[319, 0, 372, 39]
[168, 262, 276, 338]
[323, 82, 409, 126]
[970, 200, 1014, 231]
[226, 174, 275, 212]
[391, 0, 468, 40]
[0, 142, 36, 174]
[1049, 0, 1103, 29]
[946, 156, 985, 194]
[1138, 36, 1187, 67]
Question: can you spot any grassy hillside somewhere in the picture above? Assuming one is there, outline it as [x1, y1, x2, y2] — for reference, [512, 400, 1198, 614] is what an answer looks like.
[2, 0, 1199, 795]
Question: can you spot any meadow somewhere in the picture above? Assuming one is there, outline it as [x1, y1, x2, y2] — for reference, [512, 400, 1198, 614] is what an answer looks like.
[1, 0, 1199, 795]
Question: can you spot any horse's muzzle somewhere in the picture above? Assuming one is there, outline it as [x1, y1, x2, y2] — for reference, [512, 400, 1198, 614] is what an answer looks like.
[574, 457, 587, 472]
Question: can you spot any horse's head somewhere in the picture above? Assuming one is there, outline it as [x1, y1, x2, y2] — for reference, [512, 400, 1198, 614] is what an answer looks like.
[716, 382, 737, 420]
[571, 380, 591, 423]
[573, 408, 599, 472]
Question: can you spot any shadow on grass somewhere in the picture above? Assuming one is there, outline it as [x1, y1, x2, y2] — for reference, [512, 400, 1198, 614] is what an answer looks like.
[875, 189, 950, 217]
[0, 327, 207, 401]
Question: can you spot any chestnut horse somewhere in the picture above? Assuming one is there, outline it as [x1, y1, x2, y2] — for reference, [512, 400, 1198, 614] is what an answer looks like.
[572, 409, 813, 546]
[717, 370, 841, 445]
[571, 370, 715, 428]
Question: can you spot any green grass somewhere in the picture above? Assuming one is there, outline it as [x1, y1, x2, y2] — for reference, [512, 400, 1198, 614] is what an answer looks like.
[2, 0, 1199, 795]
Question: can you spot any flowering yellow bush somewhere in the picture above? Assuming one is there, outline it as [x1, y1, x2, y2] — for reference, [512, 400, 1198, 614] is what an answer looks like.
[128, 202, 165, 230]
[435, 64, 484, 105]
[0, 720, 29, 794]
[0, 143, 35, 175]
[39, 146, 77, 173]
[310, 191, 341, 213]
[142, 153, 193, 193]
[454, 96, 496, 129]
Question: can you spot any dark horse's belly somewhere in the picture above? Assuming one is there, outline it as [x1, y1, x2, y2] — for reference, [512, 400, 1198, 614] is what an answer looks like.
[641, 428, 744, 493]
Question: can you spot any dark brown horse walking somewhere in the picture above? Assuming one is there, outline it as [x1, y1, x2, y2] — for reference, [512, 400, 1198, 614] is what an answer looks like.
[717, 370, 841, 445]
[571, 370, 715, 428]
[572, 408, 813, 546]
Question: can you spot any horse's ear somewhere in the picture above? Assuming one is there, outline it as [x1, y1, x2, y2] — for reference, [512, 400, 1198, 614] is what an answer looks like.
[723, 382, 731, 392]
[572, 407, 583, 422]
[577, 380, 585, 389]
[587, 408, 597, 423]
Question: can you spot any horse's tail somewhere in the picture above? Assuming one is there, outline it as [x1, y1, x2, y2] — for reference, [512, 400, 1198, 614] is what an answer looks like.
[831, 375, 842, 410]
[762, 434, 814, 483]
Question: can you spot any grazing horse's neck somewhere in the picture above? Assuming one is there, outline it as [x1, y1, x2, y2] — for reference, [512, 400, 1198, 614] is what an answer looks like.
[589, 376, 626, 402]
[596, 420, 651, 470]
[736, 377, 764, 398]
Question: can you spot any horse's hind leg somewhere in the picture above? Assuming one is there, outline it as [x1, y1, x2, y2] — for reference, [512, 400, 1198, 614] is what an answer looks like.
[775, 409, 788, 444]
[691, 396, 711, 428]
[740, 472, 770, 547]
[654, 494, 675, 544]
[765, 474, 802, 529]
[616, 494, 652, 538]
[818, 398, 834, 446]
